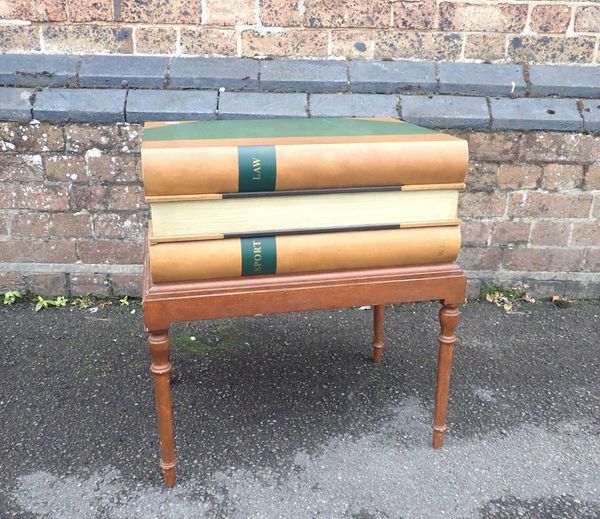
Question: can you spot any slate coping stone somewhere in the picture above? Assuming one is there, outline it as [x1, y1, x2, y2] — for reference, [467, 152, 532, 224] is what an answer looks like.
[218, 92, 307, 119]
[170, 57, 259, 90]
[490, 97, 582, 131]
[581, 100, 600, 132]
[0, 88, 32, 121]
[0, 54, 78, 87]
[400, 95, 489, 129]
[350, 61, 436, 94]
[79, 55, 168, 88]
[529, 65, 600, 98]
[310, 94, 398, 117]
[33, 88, 127, 123]
[439, 63, 526, 96]
[260, 60, 348, 93]
[126, 89, 218, 122]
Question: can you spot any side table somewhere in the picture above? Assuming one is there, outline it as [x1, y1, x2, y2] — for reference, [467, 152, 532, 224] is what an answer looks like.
[143, 258, 467, 487]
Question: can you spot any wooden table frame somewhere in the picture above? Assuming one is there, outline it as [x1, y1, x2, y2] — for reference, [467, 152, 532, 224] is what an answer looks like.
[143, 260, 466, 487]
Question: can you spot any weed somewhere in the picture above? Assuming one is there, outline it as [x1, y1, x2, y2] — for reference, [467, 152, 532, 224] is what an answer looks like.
[35, 295, 68, 312]
[119, 296, 129, 306]
[71, 295, 96, 309]
[480, 281, 535, 311]
[3, 290, 22, 305]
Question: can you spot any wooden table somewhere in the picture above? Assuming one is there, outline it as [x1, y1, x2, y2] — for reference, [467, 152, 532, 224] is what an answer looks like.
[143, 260, 466, 487]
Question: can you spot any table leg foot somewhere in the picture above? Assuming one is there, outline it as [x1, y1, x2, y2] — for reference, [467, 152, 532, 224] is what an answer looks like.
[148, 330, 177, 487]
[161, 461, 177, 488]
[432, 303, 460, 449]
[372, 304, 384, 363]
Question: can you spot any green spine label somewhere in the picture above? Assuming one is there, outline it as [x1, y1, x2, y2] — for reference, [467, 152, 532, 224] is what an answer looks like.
[241, 236, 277, 276]
[238, 145, 276, 192]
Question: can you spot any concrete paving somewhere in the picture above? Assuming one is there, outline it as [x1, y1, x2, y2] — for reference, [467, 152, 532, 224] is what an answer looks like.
[1, 300, 599, 517]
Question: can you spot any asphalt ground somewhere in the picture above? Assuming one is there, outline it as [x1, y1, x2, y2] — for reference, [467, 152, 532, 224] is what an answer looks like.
[0, 299, 599, 518]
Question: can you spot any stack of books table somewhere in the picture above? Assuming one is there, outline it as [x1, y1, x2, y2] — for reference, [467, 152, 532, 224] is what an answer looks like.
[141, 117, 469, 487]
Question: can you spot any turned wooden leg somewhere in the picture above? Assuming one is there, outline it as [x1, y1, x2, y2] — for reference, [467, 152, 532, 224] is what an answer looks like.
[372, 304, 384, 363]
[148, 330, 176, 487]
[432, 303, 460, 449]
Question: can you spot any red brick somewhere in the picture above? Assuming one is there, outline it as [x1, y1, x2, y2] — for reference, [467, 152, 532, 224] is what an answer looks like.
[459, 192, 506, 218]
[508, 35, 595, 65]
[466, 132, 520, 161]
[0, 212, 8, 235]
[440, 2, 527, 32]
[44, 155, 87, 182]
[304, 0, 390, 28]
[461, 221, 490, 246]
[584, 166, 600, 190]
[491, 221, 530, 245]
[94, 213, 147, 239]
[375, 31, 462, 61]
[42, 25, 133, 54]
[77, 240, 144, 264]
[69, 0, 113, 21]
[135, 27, 177, 54]
[1, 1, 67, 21]
[510, 193, 592, 218]
[571, 222, 600, 246]
[110, 273, 142, 297]
[530, 5, 571, 34]
[466, 162, 498, 192]
[10, 212, 52, 237]
[106, 185, 146, 211]
[393, 1, 436, 30]
[0, 122, 64, 153]
[70, 185, 107, 211]
[242, 29, 329, 58]
[64, 124, 121, 153]
[331, 29, 376, 58]
[0, 272, 26, 292]
[260, 0, 302, 26]
[50, 213, 93, 238]
[541, 164, 584, 191]
[0, 155, 44, 182]
[502, 248, 584, 271]
[498, 164, 541, 190]
[121, 0, 200, 23]
[205, 0, 255, 24]
[27, 273, 67, 296]
[180, 27, 237, 55]
[585, 249, 600, 271]
[458, 247, 502, 270]
[0, 183, 69, 211]
[574, 6, 600, 33]
[0, 239, 77, 263]
[464, 34, 506, 61]
[0, 25, 41, 52]
[530, 221, 570, 246]
[519, 133, 598, 164]
[87, 155, 140, 183]
[70, 274, 111, 296]
[118, 125, 142, 153]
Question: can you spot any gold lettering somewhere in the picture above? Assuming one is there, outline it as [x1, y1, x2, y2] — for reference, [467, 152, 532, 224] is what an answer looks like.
[252, 158, 261, 180]
[253, 241, 262, 271]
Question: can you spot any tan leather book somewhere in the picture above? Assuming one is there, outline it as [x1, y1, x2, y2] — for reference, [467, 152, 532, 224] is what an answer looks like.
[148, 225, 461, 283]
[142, 118, 468, 200]
[148, 187, 461, 244]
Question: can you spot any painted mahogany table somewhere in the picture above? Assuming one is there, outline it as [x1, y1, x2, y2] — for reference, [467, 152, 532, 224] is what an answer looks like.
[143, 258, 466, 487]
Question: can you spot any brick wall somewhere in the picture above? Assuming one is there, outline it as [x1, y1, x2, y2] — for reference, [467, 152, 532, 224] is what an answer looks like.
[0, 121, 598, 298]
[1, 1, 599, 64]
